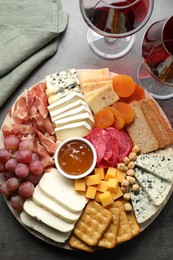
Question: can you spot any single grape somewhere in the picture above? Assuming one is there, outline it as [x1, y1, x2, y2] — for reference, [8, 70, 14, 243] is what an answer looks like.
[16, 150, 32, 164]
[0, 148, 10, 163]
[29, 160, 44, 175]
[4, 172, 16, 180]
[0, 162, 5, 172]
[26, 172, 43, 185]
[5, 158, 17, 173]
[15, 163, 29, 179]
[6, 177, 20, 192]
[19, 139, 34, 152]
[31, 152, 40, 161]
[0, 182, 11, 196]
[18, 181, 34, 197]
[4, 135, 20, 151]
[10, 195, 25, 212]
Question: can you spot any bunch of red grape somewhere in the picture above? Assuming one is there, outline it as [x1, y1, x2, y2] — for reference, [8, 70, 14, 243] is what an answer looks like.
[0, 134, 44, 212]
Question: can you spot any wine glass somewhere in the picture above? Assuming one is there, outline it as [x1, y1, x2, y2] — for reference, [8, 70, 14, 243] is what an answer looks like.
[79, 0, 154, 60]
[138, 16, 173, 100]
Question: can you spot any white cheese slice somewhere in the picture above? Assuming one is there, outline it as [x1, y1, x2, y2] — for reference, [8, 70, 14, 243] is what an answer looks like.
[54, 112, 94, 128]
[48, 92, 85, 112]
[134, 168, 172, 206]
[54, 121, 92, 141]
[32, 185, 82, 223]
[51, 104, 92, 122]
[23, 199, 75, 232]
[135, 154, 173, 183]
[130, 188, 159, 224]
[49, 100, 88, 119]
[20, 211, 71, 243]
[39, 168, 88, 212]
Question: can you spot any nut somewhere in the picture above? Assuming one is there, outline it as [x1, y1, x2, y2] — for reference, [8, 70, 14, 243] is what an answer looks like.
[121, 179, 129, 187]
[126, 176, 136, 185]
[131, 183, 140, 192]
[132, 145, 141, 154]
[121, 186, 129, 194]
[126, 169, 135, 176]
[118, 163, 128, 172]
[127, 161, 135, 169]
[128, 152, 137, 161]
[123, 192, 131, 201]
[123, 157, 130, 165]
[124, 202, 132, 212]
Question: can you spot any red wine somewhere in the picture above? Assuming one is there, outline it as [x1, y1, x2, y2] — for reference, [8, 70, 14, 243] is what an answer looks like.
[142, 16, 173, 85]
[89, 0, 150, 35]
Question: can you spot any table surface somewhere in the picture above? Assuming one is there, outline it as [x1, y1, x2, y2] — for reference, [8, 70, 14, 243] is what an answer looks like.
[1, 0, 173, 259]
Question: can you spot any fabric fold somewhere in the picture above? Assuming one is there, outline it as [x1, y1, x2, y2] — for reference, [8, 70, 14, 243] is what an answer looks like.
[0, 0, 68, 108]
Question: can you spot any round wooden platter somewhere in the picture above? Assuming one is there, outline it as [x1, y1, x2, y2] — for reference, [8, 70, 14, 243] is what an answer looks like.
[0, 72, 173, 251]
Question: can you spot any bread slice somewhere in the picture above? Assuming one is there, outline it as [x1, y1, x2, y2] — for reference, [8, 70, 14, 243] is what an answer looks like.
[139, 98, 173, 148]
[126, 100, 159, 153]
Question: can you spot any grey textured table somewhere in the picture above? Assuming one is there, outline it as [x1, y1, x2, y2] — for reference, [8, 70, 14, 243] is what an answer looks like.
[0, 1, 173, 259]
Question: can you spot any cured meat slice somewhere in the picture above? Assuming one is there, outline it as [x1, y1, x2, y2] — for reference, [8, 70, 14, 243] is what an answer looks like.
[85, 127, 132, 168]
[34, 129, 58, 154]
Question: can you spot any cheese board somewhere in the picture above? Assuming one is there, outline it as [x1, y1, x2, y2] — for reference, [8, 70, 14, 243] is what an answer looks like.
[0, 68, 173, 252]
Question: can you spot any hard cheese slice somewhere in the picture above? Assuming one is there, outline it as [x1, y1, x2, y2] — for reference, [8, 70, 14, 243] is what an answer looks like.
[39, 168, 88, 212]
[134, 168, 172, 206]
[135, 153, 173, 183]
[130, 187, 159, 224]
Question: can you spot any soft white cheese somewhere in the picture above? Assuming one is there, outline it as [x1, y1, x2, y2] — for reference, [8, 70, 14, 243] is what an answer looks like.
[20, 211, 71, 243]
[39, 168, 88, 212]
[32, 185, 82, 223]
[23, 199, 75, 233]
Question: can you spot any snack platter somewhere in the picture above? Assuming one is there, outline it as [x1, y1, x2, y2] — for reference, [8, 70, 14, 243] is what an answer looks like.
[0, 68, 173, 252]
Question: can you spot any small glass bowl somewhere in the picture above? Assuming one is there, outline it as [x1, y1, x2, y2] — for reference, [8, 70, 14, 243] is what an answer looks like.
[54, 137, 97, 179]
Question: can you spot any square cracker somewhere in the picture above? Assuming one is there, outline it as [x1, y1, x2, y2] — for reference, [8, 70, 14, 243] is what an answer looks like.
[73, 200, 112, 246]
[98, 207, 120, 248]
[126, 210, 140, 236]
[68, 234, 96, 252]
[106, 200, 133, 244]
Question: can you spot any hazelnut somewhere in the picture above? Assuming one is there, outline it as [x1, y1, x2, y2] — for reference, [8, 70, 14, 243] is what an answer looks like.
[126, 176, 136, 185]
[128, 152, 137, 161]
[126, 169, 135, 176]
[118, 163, 128, 172]
[128, 161, 135, 169]
[132, 145, 141, 154]
[124, 202, 132, 212]
[131, 183, 140, 192]
[123, 157, 130, 165]
[123, 192, 131, 201]
[121, 179, 129, 187]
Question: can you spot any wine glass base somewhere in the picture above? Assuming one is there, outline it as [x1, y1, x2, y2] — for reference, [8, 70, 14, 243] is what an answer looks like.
[137, 63, 173, 100]
[87, 28, 136, 60]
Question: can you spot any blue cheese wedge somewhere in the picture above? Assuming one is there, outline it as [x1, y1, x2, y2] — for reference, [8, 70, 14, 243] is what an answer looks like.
[130, 187, 159, 224]
[20, 211, 71, 243]
[134, 168, 172, 206]
[46, 69, 80, 104]
[135, 154, 173, 183]
[32, 185, 82, 223]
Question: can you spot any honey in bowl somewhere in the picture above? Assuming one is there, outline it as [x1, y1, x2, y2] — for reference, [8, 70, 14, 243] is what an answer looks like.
[54, 137, 97, 179]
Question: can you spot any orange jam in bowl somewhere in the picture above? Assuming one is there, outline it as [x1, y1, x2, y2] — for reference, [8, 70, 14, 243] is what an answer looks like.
[54, 137, 97, 179]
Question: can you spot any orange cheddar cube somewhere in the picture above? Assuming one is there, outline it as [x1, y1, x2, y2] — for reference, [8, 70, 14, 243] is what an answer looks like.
[116, 169, 126, 183]
[99, 191, 114, 207]
[85, 186, 97, 199]
[94, 168, 105, 180]
[95, 191, 102, 203]
[104, 167, 117, 180]
[107, 178, 118, 193]
[97, 181, 108, 193]
[75, 179, 86, 191]
[110, 186, 123, 201]
[85, 174, 101, 186]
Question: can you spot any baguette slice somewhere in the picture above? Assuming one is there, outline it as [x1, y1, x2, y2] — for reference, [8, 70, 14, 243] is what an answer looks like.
[126, 100, 159, 153]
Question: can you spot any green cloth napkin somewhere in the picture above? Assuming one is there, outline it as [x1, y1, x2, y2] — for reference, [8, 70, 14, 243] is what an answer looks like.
[0, 0, 68, 108]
